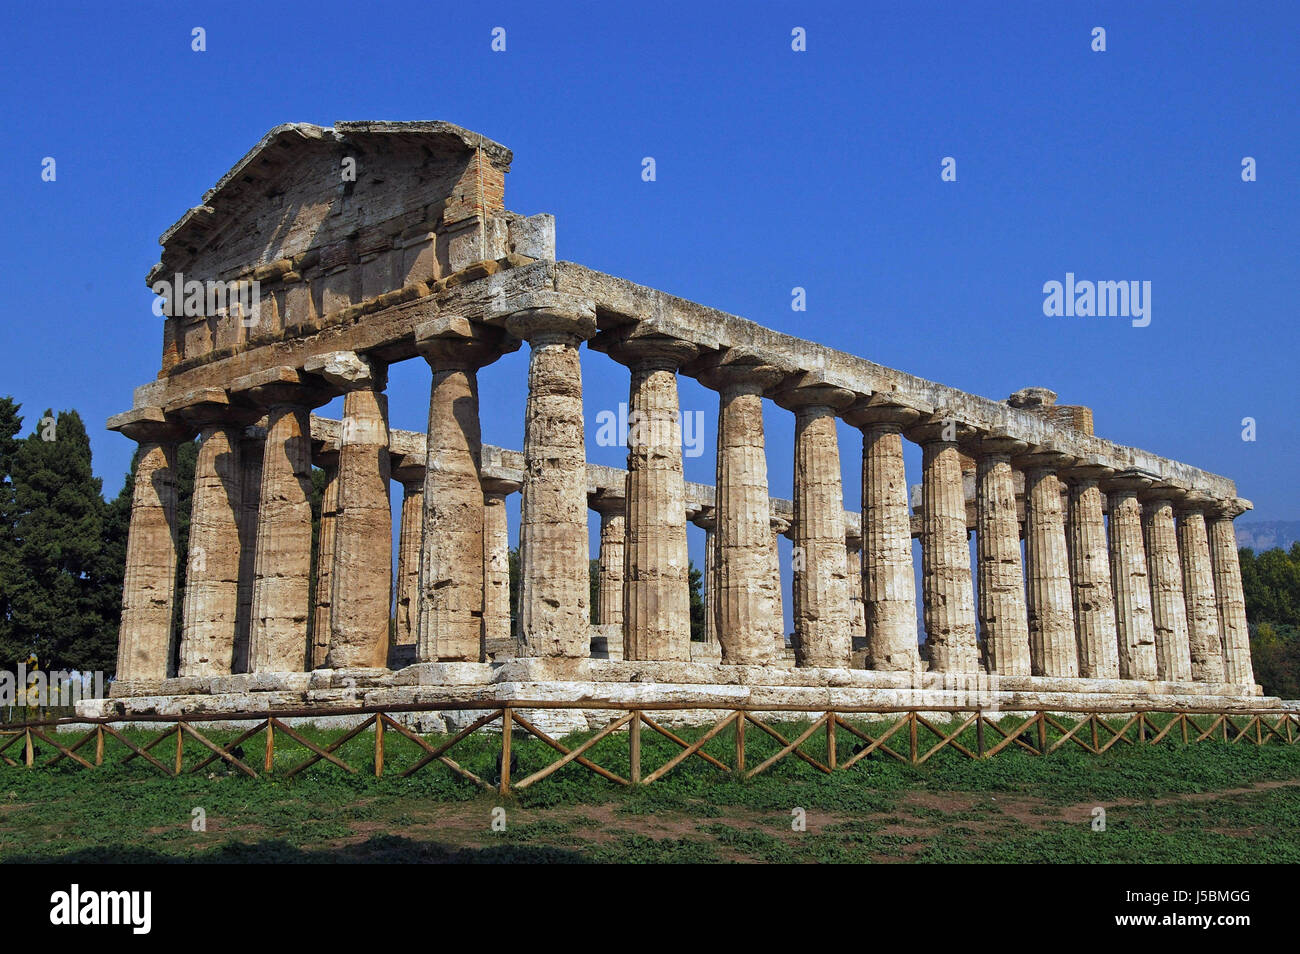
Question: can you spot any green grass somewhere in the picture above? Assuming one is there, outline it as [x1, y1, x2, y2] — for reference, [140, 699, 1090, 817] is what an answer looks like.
[2, 715, 1298, 863]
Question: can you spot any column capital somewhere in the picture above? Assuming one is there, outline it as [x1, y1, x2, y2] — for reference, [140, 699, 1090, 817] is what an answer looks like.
[304, 350, 387, 392]
[689, 503, 717, 532]
[903, 411, 976, 445]
[771, 373, 856, 413]
[962, 431, 1030, 459]
[1011, 445, 1077, 473]
[108, 405, 192, 444]
[588, 487, 626, 515]
[230, 366, 335, 410]
[591, 326, 701, 371]
[1173, 489, 1219, 514]
[769, 513, 793, 537]
[693, 347, 790, 393]
[163, 387, 261, 430]
[390, 457, 426, 485]
[1208, 496, 1252, 519]
[1100, 470, 1159, 495]
[843, 398, 923, 431]
[1138, 481, 1190, 506]
[483, 476, 521, 498]
[1058, 456, 1113, 484]
[486, 290, 596, 343]
[415, 315, 518, 370]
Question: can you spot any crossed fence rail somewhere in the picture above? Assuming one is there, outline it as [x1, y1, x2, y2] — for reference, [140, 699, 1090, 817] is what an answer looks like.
[1, 701, 1297, 794]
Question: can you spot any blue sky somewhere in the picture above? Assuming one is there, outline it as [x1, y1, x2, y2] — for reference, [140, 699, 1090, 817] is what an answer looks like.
[2, 1, 1296, 591]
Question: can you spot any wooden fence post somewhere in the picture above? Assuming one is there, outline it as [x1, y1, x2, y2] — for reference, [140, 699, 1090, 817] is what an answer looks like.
[500, 707, 512, 795]
[629, 710, 641, 785]
[374, 714, 385, 777]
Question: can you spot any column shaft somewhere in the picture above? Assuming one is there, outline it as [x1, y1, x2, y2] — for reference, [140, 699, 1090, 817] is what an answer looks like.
[596, 507, 626, 627]
[714, 382, 780, 664]
[975, 453, 1030, 676]
[420, 365, 485, 662]
[1066, 479, 1119, 678]
[116, 440, 180, 682]
[482, 492, 513, 654]
[310, 459, 339, 668]
[328, 384, 391, 668]
[623, 363, 691, 661]
[393, 480, 423, 648]
[179, 425, 243, 676]
[791, 405, 851, 667]
[1178, 508, 1225, 682]
[249, 405, 315, 672]
[1208, 513, 1255, 687]
[1108, 489, 1158, 680]
[1143, 498, 1192, 681]
[861, 425, 920, 671]
[1024, 467, 1078, 677]
[920, 439, 979, 673]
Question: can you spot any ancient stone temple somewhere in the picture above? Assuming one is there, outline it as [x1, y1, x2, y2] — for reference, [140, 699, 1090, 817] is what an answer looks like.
[91, 121, 1272, 728]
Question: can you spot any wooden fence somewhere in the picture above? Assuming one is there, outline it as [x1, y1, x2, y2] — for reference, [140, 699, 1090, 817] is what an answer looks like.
[1, 701, 1297, 794]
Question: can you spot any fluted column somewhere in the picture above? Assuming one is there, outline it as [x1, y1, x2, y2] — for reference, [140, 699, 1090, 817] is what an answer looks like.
[909, 420, 979, 673]
[973, 439, 1031, 676]
[698, 355, 785, 665]
[1208, 500, 1255, 688]
[1142, 491, 1192, 681]
[1064, 470, 1119, 678]
[846, 404, 921, 673]
[482, 482, 515, 657]
[491, 292, 596, 659]
[1021, 458, 1078, 678]
[236, 367, 333, 673]
[778, 383, 854, 668]
[770, 514, 791, 653]
[310, 449, 339, 668]
[177, 418, 245, 676]
[111, 408, 188, 683]
[1177, 502, 1225, 682]
[846, 532, 866, 649]
[392, 462, 424, 649]
[591, 491, 627, 628]
[306, 353, 391, 669]
[690, 507, 718, 645]
[601, 334, 699, 662]
[1105, 477, 1158, 680]
[234, 424, 265, 674]
[416, 317, 514, 662]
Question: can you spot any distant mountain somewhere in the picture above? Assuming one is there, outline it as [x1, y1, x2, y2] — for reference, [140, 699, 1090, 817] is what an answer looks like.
[1236, 521, 1300, 553]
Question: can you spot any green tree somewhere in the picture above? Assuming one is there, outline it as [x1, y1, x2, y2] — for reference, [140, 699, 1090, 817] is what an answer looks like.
[3, 410, 116, 671]
[0, 398, 25, 665]
[689, 559, 705, 641]
[1243, 545, 1300, 697]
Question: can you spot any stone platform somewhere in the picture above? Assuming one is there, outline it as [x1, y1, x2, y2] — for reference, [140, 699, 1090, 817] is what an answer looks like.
[80, 659, 1278, 736]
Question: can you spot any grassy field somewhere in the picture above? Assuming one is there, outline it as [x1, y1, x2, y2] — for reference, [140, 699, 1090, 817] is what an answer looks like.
[2, 715, 1299, 863]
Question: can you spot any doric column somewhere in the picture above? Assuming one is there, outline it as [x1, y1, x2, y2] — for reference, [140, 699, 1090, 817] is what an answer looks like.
[590, 490, 627, 628]
[1018, 452, 1078, 678]
[845, 403, 921, 673]
[1063, 466, 1119, 678]
[1177, 499, 1225, 682]
[415, 317, 515, 662]
[769, 514, 791, 653]
[1141, 489, 1192, 682]
[234, 367, 333, 673]
[776, 381, 855, 668]
[1208, 499, 1256, 688]
[304, 352, 392, 670]
[1104, 475, 1158, 680]
[234, 424, 266, 673]
[489, 292, 597, 660]
[391, 458, 425, 650]
[482, 479, 517, 658]
[309, 444, 340, 669]
[165, 388, 256, 677]
[845, 530, 866, 649]
[691, 506, 718, 645]
[697, 352, 786, 666]
[971, 437, 1031, 677]
[109, 407, 188, 683]
[598, 331, 699, 662]
[907, 418, 979, 674]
